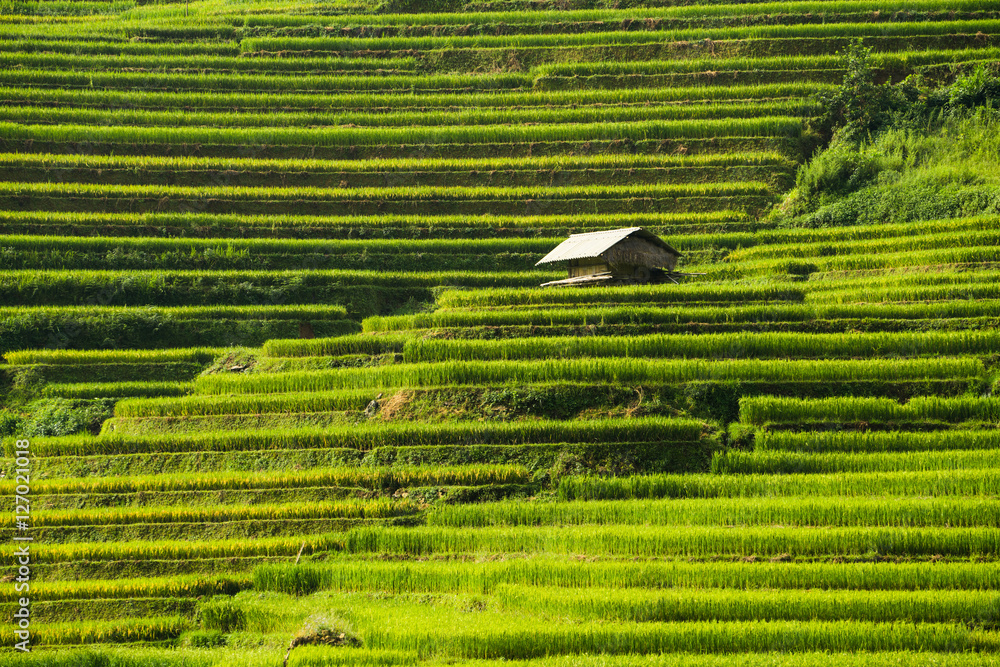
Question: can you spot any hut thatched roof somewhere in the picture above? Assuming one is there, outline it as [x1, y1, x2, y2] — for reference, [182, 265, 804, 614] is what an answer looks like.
[535, 227, 680, 266]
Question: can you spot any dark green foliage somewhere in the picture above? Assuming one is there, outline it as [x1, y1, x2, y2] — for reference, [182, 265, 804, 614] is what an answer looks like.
[945, 62, 1000, 108]
[439, 484, 536, 504]
[0, 410, 19, 436]
[181, 630, 227, 648]
[288, 614, 362, 649]
[377, 381, 980, 426]
[814, 39, 907, 141]
[198, 597, 246, 633]
[0, 312, 360, 354]
[480, 385, 602, 420]
[682, 382, 741, 424]
[18, 398, 114, 437]
[816, 40, 1000, 142]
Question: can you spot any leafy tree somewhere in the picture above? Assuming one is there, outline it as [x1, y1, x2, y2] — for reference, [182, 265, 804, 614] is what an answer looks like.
[815, 39, 908, 140]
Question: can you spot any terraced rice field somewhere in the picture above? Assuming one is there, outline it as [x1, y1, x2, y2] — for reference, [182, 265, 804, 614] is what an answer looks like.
[2, 0, 1000, 665]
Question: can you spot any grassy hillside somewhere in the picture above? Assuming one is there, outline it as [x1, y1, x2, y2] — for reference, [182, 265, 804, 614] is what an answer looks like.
[2, 0, 1000, 665]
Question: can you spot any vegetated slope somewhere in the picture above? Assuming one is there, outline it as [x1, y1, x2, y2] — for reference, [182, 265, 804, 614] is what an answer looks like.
[2, 0, 1000, 665]
[771, 40, 1000, 227]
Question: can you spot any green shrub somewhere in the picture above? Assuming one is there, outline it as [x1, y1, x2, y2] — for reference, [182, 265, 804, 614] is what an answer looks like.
[18, 398, 114, 437]
[0, 410, 20, 437]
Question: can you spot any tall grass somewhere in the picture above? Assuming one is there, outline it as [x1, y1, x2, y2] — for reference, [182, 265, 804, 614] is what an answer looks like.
[243, 19, 1000, 52]
[365, 300, 1000, 331]
[427, 496, 1000, 528]
[403, 331, 1000, 363]
[0, 38, 238, 56]
[741, 395, 1000, 425]
[31, 617, 189, 646]
[34, 498, 416, 527]
[713, 449, 1000, 474]
[342, 524, 1000, 558]
[0, 98, 818, 130]
[0, 180, 770, 203]
[0, 116, 802, 148]
[1, 534, 336, 563]
[731, 228, 1000, 263]
[496, 585, 1000, 623]
[360, 618, 996, 659]
[40, 381, 191, 400]
[536, 47, 1000, 78]
[0, 150, 789, 175]
[809, 279, 1000, 304]
[12, 417, 703, 456]
[758, 430, 1000, 453]
[730, 246, 1000, 278]
[20, 465, 530, 493]
[806, 265, 1000, 289]
[0, 305, 348, 321]
[194, 357, 983, 395]
[114, 389, 381, 417]
[0, 82, 831, 113]
[262, 334, 411, 359]
[0, 52, 417, 74]
[0, 68, 529, 94]
[0, 269, 557, 301]
[254, 559, 1000, 596]
[4, 347, 223, 365]
[243, 0, 1000, 28]
[0, 574, 249, 602]
[0, 209, 748, 235]
[0, 233, 560, 256]
[436, 284, 805, 308]
[557, 469, 1000, 500]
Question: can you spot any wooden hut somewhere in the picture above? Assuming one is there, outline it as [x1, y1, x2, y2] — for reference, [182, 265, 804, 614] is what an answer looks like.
[536, 227, 681, 287]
